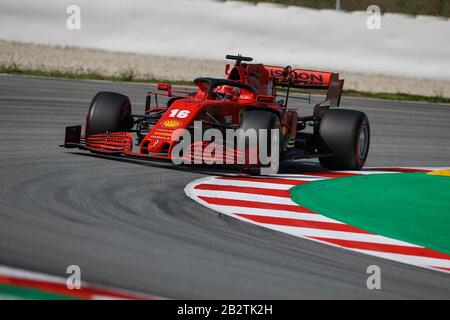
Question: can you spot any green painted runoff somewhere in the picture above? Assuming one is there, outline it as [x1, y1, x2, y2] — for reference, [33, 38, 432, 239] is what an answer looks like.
[291, 173, 450, 255]
[0, 283, 76, 300]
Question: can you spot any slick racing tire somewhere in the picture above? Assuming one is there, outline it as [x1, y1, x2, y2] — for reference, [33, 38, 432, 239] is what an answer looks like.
[319, 109, 370, 170]
[239, 110, 281, 176]
[86, 91, 133, 135]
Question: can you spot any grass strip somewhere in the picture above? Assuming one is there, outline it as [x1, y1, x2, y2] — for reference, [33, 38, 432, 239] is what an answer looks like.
[1, 63, 449, 104]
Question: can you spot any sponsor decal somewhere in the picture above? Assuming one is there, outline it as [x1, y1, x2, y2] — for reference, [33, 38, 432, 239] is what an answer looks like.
[161, 120, 182, 128]
[151, 140, 159, 148]
[150, 134, 170, 141]
[154, 131, 172, 137]
[155, 128, 174, 133]
[265, 66, 330, 87]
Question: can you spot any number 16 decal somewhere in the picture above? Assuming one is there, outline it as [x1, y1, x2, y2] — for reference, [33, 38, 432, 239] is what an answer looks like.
[169, 109, 190, 119]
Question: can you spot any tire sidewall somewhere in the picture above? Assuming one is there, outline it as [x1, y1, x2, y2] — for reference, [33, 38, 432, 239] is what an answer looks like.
[354, 116, 370, 168]
[239, 110, 281, 173]
[86, 91, 132, 135]
[319, 109, 370, 170]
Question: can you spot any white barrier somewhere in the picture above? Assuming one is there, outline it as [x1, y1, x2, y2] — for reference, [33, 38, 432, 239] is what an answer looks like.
[0, 0, 449, 80]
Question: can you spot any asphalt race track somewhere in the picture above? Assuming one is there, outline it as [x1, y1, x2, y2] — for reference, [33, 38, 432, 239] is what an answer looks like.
[0, 74, 449, 299]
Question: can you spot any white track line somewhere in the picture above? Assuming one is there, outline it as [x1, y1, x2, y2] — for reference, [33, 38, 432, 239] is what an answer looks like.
[185, 168, 450, 274]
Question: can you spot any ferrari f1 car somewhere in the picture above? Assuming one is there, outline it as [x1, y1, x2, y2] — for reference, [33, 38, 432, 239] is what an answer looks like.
[63, 55, 370, 174]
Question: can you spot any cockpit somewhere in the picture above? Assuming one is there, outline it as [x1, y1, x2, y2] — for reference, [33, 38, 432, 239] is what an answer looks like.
[194, 77, 256, 102]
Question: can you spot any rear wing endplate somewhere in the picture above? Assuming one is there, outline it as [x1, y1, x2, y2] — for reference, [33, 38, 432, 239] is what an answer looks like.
[264, 65, 344, 108]
[324, 73, 344, 108]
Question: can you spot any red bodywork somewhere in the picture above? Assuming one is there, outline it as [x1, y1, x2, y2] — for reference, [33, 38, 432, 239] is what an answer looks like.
[63, 56, 344, 165]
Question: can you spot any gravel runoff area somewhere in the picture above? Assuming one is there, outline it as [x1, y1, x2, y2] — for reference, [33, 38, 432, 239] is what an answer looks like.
[2, 40, 449, 98]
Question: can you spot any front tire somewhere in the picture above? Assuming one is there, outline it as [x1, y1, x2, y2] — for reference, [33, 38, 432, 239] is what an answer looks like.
[319, 109, 370, 170]
[239, 110, 281, 175]
[86, 91, 133, 135]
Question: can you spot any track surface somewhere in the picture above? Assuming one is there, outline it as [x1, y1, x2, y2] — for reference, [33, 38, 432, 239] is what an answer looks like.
[0, 74, 449, 299]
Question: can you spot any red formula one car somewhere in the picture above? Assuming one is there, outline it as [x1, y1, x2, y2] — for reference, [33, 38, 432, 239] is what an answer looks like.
[63, 55, 370, 174]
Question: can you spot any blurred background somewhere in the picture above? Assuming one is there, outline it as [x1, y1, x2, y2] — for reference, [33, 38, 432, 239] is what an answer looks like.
[1, 0, 449, 98]
[243, 0, 450, 17]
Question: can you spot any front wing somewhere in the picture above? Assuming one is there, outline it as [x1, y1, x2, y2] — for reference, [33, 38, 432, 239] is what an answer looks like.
[61, 125, 330, 164]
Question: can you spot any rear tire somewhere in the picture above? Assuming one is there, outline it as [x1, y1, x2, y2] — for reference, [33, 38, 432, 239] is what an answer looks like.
[86, 91, 133, 135]
[319, 109, 370, 170]
[239, 110, 281, 175]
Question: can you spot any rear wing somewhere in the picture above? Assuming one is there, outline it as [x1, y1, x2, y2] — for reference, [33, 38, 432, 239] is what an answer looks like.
[264, 65, 344, 108]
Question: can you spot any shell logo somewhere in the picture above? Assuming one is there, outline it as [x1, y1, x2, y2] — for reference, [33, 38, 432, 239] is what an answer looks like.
[161, 120, 182, 128]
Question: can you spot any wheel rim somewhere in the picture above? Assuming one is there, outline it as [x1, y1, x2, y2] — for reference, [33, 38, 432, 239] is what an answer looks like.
[358, 124, 369, 159]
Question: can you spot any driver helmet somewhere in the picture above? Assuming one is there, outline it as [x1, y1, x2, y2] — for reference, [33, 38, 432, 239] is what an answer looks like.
[215, 85, 240, 100]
